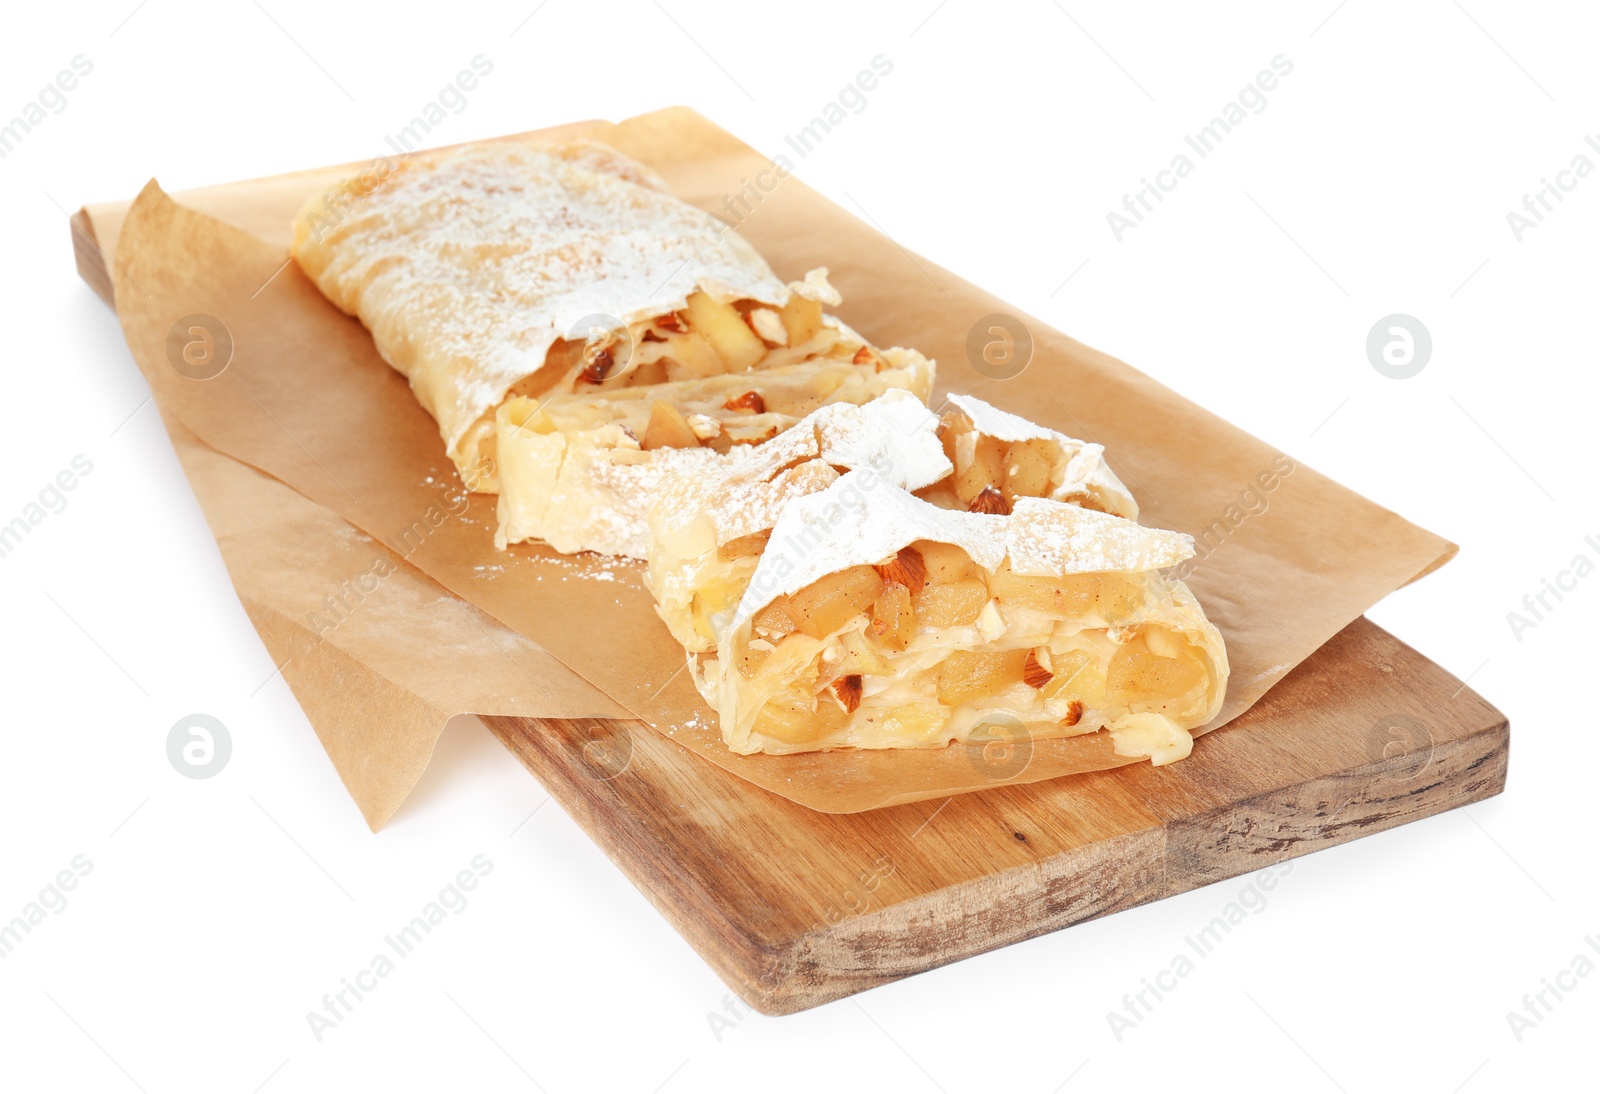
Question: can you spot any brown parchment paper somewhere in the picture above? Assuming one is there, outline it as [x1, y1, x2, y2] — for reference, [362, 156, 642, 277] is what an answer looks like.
[103, 107, 1455, 817]
[154, 403, 630, 831]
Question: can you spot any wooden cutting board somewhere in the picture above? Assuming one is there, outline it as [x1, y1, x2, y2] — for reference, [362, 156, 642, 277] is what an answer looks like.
[70, 186, 1507, 1018]
[472, 618, 1505, 1013]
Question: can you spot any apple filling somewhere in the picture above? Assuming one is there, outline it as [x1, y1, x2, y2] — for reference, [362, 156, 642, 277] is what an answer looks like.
[493, 353, 934, 556]
[702, 541, 1223, 762]
[915, 400, 1139, 520]
[653, 393, 1142, 653]
[458, 288, 889, 491]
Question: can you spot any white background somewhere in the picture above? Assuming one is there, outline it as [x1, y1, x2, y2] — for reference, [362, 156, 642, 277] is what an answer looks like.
[1, 1, 1594, 1091]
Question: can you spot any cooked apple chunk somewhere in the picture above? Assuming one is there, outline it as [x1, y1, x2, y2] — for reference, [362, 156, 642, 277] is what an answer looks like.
[683, 291, 766, 371]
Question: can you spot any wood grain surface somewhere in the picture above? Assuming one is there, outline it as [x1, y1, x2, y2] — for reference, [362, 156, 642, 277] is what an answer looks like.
[481, 616, 1506, 1014]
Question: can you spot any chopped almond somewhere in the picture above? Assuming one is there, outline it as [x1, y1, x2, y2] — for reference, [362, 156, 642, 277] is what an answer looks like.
[873, 546, 927, 597]
[831, 674, 863, 713]
[968, 485, 1011, 515]
[723, 390, 767, 414]
[1023, 649, 1053, 689]
[1062, 700, 1084, 727]
[747, 306, 788, 345]
[730, 426, 779, 446]
[580, 346, 615, 384]
[655, 311, 686, 332]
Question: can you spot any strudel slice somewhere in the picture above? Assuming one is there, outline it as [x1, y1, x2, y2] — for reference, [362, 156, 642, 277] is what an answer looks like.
[647, 392, 1135, 652]
[923, 394, 1138, 519]
[693, 474, 1227, 763]
[291, 138, 931, 508]
[645, 389, 950, 650]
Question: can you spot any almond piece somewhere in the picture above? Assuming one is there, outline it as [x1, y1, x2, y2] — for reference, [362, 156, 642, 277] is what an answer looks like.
[580, 346, 615, 384]
[873, 546, 927, 597]
[723, 390, 767, 414]
[852, 345, 876, 366]
[832, 674, 863, 713]
[747, 306, 788, 346]
[655, 312, 686, 332]
[1023, 649, 1053, 689]
[731, 426, 780, 446]
[1063, 700, 1084, 727]
[968, 485, 1011, 515]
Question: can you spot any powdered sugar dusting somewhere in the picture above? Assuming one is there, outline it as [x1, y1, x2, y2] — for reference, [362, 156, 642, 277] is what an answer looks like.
[656, 389, 951, 550]
[946, 392, 1138, 519]
[732, 473, 1194, 627]
[292, 138, 795, 462]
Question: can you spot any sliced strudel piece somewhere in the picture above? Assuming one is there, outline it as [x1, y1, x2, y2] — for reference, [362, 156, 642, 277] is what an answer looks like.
[692, 475, 1227, 763]
[921, 393, 1138, 519]
[497, 352, 933, 557]
[644, 389, 949, 650]
[647, 392, 1135, 650]
[291, 138, 933, 515]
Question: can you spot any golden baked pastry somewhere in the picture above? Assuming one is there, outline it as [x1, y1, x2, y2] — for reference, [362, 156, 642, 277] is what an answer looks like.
[689, 473, 1227, 762]
[291, 137, 934, 554]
